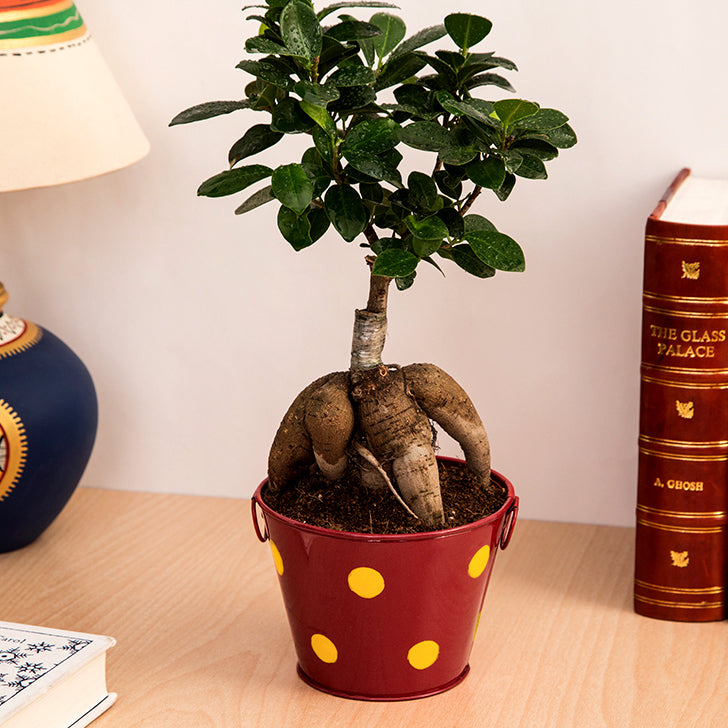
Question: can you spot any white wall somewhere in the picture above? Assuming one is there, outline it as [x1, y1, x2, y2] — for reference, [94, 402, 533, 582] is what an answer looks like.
[1, 0, 725, 527]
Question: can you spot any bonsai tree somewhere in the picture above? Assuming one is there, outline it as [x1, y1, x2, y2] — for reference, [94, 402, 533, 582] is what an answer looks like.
[171, 0, 576, 528]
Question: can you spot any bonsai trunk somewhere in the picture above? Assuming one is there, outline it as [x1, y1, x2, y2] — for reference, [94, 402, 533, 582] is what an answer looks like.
[267, 263, 491, 528]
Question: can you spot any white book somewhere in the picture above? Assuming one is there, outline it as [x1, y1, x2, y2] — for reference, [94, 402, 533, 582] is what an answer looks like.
[0, 621, 116, 728]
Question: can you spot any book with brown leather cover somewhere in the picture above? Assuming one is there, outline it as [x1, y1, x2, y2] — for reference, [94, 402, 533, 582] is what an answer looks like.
[635, 168, 728, 621]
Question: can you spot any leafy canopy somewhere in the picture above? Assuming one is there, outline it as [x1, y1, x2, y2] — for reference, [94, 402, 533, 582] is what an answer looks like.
[170, 0, 577, 289]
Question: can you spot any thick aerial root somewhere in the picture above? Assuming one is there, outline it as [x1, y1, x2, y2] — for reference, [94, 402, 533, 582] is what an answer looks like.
[403, 363, 491, 483]
[350, 365, 444, 525]
[267, 372, 353, 492]
[267, 363, 490, 528]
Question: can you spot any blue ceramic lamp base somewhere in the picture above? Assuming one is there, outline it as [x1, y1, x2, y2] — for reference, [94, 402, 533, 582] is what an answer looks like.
[0, 284, 97, 552]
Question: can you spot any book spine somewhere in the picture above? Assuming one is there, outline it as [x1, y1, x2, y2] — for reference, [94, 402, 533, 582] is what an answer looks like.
[635, 194, 728, 621]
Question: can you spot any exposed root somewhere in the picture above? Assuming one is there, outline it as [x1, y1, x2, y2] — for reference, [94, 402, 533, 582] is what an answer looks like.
[352, 441, 419, 519]
[403, 363, 491, 482]
[267, 371, 350, 492]
[350, 365, 444, 525]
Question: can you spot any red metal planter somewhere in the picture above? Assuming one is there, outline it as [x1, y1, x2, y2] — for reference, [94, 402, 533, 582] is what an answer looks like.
[251, 459, 518, 701]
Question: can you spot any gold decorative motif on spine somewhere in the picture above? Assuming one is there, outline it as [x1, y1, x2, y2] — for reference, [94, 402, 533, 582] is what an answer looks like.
[670, 550, 689, 567]
[681, 261, 700, 279]
[0, 399, 28, 501]
[675, 400, 694, 419]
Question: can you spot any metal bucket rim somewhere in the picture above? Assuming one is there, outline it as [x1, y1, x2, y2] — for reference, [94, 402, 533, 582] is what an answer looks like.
[253, 457, 516, 544]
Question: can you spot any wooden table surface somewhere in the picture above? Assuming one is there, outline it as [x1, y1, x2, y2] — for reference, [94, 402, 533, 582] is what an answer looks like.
[2, 487, 727, 727]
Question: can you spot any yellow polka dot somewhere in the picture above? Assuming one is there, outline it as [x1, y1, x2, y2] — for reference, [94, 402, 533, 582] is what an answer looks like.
[270, 541, 284, 576]
[311, 633, 338, 664]
[347, 567, 385, 598]
[407, 640, 439, 670]
[468, 544, 490, 578]
[473, 611, 482, 641]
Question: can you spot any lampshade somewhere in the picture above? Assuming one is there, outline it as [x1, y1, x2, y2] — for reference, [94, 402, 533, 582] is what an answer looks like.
[0, 0, 150, 192]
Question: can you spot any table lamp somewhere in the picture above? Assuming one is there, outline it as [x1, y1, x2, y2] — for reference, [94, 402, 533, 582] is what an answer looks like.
[0, 0, 150, 551]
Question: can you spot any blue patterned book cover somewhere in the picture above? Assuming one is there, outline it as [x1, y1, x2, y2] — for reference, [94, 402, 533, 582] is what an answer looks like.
[0, 621, 115, 728]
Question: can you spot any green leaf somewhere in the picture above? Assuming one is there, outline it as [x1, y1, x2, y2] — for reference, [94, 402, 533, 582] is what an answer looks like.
[465, 156, 506, 189]
[270, 97, 314, 133]
[434, 169, 462, 198]
[407, 171, 439, 212]
[439, 131, 478, 165]
[197, 165, 273, 197]
[512, 139, 559, 161]
[312, 126, 335, 164]
[324, 19, 382, 41]
[301, 147, 332, 190]
[277, 206, 314, 250]
[514, 154, 548, 180]
[317, 1, 398, 21]
[450, 244, 496, 278]
[405, 214, 449, 241]
[344, 152, 402, 186]
[546, 123, 577, 149]
[236, 59, 294, 90]
[309, 207, 331, 242]
[444, 13, 492, 50]
[329, 85, 377, 112]
[271, 163, 314, 214]
[228, 125, 284, 166]
[326, 65, 376, 86]
[370, 13, 407, 58]
[412, 236, 442, 257]
[245, 37, 288, 55]
[235, 185, 275, 214]
[464, 213, 497, 233]
[169, 100, 249, 126]
[372, 248, 419, 277]
[436, 207, 465, 238]
[492, 99, 540, 129]
[374, 52, 427, 90]
[342, 118, 400, 155]
[318, 35, 360, 76]
[399, 121, 449, 152]
[390, 24, 446, 59]
[395, 271, 417, 290]
[280, 1, 322, 64]
[300, 100, 337, 136]
[437, 96, 495, 126]
[464, 72, 515, 93]
[294, 81, 340, 106]
[465, 229, 525, 272]
[502, 150, 523, 174]
[495, 172, 516, 201]
[512, 108, 569, 132]
[324, 185, 368, 241]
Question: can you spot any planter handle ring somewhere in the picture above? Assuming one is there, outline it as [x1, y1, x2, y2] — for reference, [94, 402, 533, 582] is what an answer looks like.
[251, 494, 269, 543]
[499, 496, 519, 550]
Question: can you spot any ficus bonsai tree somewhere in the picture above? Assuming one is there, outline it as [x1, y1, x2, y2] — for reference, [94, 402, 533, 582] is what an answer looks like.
[171, 0, 576, 528]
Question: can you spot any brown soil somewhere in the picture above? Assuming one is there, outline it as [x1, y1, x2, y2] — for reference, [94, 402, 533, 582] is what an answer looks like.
[261, 458, 508, 535]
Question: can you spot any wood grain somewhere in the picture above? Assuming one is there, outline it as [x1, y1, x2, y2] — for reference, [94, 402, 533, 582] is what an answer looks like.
[2, 488, 727, 727]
